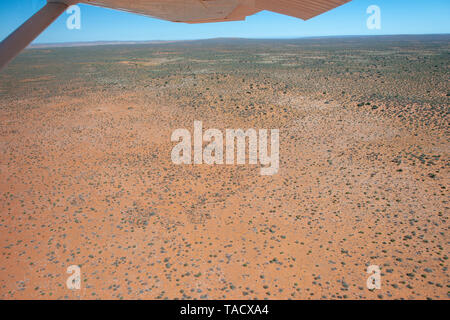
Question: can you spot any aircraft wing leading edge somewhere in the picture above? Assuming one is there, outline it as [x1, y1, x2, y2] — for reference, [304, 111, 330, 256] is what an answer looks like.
[0, 0, 351, 70]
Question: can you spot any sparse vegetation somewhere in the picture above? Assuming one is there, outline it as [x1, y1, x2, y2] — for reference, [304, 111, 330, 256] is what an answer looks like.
[0, 35, 448, 300]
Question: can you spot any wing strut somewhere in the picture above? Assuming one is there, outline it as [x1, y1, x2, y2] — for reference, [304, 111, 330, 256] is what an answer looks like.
[0, 1, 70, 71]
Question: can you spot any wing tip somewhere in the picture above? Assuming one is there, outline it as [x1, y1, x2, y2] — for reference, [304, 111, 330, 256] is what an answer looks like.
[256, 0, 352, 21]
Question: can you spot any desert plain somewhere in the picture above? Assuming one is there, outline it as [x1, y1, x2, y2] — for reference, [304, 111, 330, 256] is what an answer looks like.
[0, 35, 448, 299]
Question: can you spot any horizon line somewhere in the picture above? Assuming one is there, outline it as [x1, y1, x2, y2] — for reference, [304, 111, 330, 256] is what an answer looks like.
[28, 33, 450, 49]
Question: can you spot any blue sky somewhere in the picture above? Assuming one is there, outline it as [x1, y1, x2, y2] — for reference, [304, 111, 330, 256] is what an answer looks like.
[1, 0, 449, 43]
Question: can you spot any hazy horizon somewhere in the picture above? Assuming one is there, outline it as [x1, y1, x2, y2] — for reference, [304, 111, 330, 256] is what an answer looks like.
[26, 33, 450, 49]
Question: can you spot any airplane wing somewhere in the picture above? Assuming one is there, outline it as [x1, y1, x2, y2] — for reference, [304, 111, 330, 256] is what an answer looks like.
[0, 0, 351, 70]
[80, 0, 350, 23]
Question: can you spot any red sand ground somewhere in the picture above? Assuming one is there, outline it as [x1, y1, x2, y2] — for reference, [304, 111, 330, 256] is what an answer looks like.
[0, 40, 448, 299]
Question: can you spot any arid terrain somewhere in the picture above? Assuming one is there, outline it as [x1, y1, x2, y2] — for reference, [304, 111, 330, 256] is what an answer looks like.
[0, 35, 448, 300]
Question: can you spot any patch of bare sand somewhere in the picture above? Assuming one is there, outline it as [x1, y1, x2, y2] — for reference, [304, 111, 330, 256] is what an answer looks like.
[118, 57, 184, 67]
